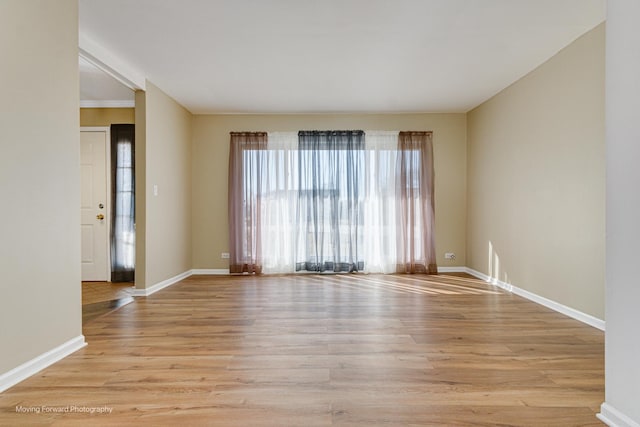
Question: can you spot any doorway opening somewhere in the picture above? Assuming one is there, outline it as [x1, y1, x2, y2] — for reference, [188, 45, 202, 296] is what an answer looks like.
[80, 126, 136, 323]
[79, 52, 138, 323]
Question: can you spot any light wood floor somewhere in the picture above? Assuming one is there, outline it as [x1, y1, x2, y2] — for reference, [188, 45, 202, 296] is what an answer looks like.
[82, 282, 134, 306]
[81, 281, 135, 324]
[0, 274, 604, 426]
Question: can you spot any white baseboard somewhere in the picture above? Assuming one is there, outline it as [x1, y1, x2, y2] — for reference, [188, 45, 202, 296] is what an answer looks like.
[191, 269, 230, 275]
[598, 403, 640, 427]
[132, 269, 231, 297]
[437, 266, 468, 273]
[132, 270, 192, 297]
[464, 267, 605, 331]
[464, 267, 492, 282]
[0, 335, 86, 393]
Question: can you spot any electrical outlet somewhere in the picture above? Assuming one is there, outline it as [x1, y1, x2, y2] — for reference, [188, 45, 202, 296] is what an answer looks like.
[444, 252, 456, 260]
[221, 252, 230, 259]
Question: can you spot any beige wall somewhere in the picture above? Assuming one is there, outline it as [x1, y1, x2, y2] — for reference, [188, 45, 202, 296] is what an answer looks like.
[192, 113, 467, 270]
[467, 24, 605, 319]
[137, 82, 192, 288]
[80, 108, 134, 127]
[134, 91, 147, 288]
[0, 1, 82, 372]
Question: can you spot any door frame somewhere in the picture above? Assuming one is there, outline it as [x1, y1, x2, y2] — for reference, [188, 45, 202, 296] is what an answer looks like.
[80, 126, 112, 282]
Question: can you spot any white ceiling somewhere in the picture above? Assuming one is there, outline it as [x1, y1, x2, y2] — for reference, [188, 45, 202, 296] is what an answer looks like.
[78, 0, 605, 114]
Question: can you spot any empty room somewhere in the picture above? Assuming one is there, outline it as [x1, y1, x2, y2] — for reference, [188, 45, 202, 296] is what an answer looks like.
[1, 0, 639, 426]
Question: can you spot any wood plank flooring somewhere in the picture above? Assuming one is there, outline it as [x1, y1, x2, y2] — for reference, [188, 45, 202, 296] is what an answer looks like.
[82, 281, 134, 305]
[81, 281, 135, 324]
[0, 274, 604, 426]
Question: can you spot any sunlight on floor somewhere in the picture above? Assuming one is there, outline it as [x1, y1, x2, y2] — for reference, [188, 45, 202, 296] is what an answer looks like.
[328, 274, 502, 296]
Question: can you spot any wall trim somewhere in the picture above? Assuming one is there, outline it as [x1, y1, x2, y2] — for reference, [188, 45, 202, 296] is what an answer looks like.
[0, 335, 86, 393]
[464, 267, 605, 331]
[79, 37, 146, 91]
[437, 266, 468, 273]
[598, 403, 640, 427]
[80, 100, 135, 108]
[80, 126, 111, 132]
[464, 267, 492, 282]
[191, 269, 231, 275]
[132, 270, 192, 297]
[132, 269, 232, 297]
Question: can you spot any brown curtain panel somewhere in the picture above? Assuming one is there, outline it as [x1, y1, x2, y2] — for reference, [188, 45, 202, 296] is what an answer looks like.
[228, 132, 268, 274]
[396, 131, 437, 274]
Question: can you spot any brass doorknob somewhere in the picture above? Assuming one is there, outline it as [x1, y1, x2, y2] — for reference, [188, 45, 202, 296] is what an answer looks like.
[96, 214, 105, 220]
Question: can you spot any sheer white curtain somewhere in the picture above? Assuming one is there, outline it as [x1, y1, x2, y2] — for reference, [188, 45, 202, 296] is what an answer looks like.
[258, 131, 402, 274]
[362, 131, 399, 273]
[261, 132, 298, 274]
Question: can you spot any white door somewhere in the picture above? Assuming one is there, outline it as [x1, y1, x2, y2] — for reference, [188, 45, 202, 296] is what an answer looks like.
[80, 130, 109, 281]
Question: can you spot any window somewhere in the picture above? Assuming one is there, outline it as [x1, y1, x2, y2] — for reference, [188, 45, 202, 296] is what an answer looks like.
[110, 124, 135, 282]
[228, 130, 436, 275]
